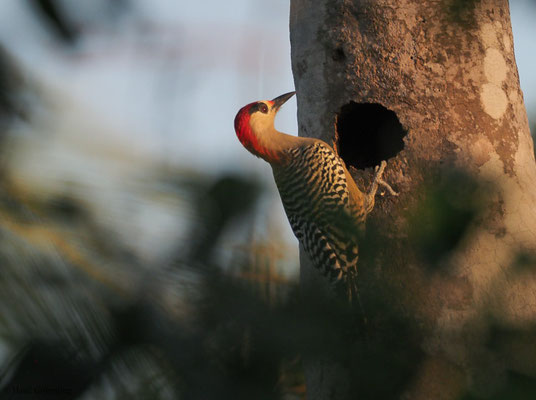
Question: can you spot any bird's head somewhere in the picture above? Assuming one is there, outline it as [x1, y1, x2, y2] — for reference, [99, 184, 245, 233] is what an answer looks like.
[234, 91, 295, 160]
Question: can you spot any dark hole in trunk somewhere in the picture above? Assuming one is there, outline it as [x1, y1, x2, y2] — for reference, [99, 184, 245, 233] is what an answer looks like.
[336, 102, 406, 169]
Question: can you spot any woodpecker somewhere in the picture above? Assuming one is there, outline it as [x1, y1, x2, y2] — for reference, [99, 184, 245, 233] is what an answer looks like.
[234, 92, 396, 300]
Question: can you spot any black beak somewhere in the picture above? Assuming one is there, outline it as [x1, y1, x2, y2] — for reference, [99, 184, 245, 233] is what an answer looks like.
[271, 91, 295, 111]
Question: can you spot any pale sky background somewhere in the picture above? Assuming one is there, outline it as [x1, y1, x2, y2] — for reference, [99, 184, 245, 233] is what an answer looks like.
[0, 0, 534, 265]
[0, 0, 297, 172]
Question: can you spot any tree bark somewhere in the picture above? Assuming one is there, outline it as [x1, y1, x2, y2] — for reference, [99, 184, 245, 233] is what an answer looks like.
[290, 0, 536, 399]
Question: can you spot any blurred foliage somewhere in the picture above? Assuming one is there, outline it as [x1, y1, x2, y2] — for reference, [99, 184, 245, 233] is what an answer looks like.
[460, 372, 536, 400]
[444, 0, 483, 26]
[183, 174, 262, 263]
[0, 47, 29, 132]
[0, 174, 287, 399]
[26, 0, 132, 46]
[3, 153, 535, 399]
[510, 251, 536, 275]
[27, 0, 79, 44]
[407, 169, 483, 268]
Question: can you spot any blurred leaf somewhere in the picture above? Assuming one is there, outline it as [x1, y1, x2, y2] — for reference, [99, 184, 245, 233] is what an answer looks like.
[459, 371, 536, 400]
[408, 169, 482, 267]
[0, 341, 100, 400]
[444, 0, 482, 26]
[511, 250, 536, 273]
[188, 175, 261, 262]
[27, 0, 78, 44]
[0, 47, 28, 130]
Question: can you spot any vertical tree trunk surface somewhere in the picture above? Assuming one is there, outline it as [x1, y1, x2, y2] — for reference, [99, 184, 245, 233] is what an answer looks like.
[290, 0, 536, 398]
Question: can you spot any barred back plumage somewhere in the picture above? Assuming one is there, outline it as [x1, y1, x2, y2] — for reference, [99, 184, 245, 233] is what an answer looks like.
[272, 141, 363, 299]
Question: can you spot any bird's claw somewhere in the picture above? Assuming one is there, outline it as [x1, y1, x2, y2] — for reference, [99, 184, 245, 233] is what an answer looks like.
[365, 160, 398, 214]
[374, 160, 387, 175]
[373, 161, 398, 197]
[378, 179, 399, 196]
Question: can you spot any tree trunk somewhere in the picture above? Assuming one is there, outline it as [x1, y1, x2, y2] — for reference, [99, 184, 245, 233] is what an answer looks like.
[290, 0, 536, 399]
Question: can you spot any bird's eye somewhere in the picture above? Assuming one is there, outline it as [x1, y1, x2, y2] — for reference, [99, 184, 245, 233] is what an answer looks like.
[259, 103, 269, 114]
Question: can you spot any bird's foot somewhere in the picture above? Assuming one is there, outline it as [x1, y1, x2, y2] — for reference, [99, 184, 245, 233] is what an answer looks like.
[364, 161, 398, 214]
[373, 161, 398, 197]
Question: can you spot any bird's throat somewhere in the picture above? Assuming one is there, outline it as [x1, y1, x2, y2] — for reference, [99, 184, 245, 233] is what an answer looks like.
[238, 124, 281, 162]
